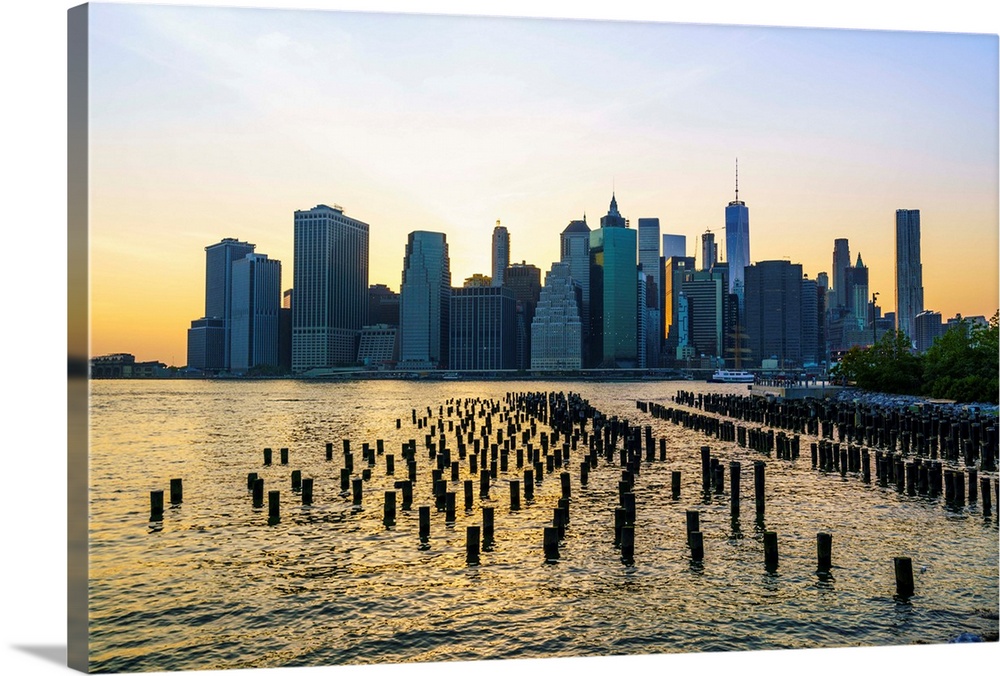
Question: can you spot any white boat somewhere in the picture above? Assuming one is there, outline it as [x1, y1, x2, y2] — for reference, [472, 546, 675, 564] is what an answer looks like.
[710, 370, 755, 383]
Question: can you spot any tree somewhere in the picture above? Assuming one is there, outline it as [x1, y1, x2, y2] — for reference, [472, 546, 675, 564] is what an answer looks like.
[922, 312, 998, 403]
[831, 330, 922, 395]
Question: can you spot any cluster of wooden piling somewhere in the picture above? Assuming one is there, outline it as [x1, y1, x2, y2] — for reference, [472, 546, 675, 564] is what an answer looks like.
[642, 396, 999, 521]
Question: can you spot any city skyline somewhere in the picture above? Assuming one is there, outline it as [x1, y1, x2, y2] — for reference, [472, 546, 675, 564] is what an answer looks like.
[84, 3, 998, 363]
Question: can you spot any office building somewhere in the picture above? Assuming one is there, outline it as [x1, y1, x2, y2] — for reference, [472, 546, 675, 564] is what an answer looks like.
[844, 254, 870, 332]
[492, 221, 510, 287]
[531, 262, 583, 370]
[230, 253, 282, 373]
[638, 217, 662, 366]
[464, 274, 492, 288]
[357, 324, 399, 368]
[449, 286, 516, 371]
[700, 230, 717, 272]
[590, 194, 638, 368]
[504, 262, 542, 370]
[914, 310, 944, 353]
[663, 256, 696, 363]
[204, 237, 256, 370]
[744, 260, 803, 368]
[399, 231, 451, 369]
[831, 238, 850, 309]
[725, 161, 750, 312]
[368, 284, 400, 326]
[292, 204, 369, 371]
[662, 234, 686, 261]
[186, 318, 225, 373]
[895, 209, 924, 342]
[560, 218, 592, 365]
[682, 265, 728, 362]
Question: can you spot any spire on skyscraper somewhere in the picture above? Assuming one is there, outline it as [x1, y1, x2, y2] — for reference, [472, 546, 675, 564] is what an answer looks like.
[735, 157, 739, 202]
[856, 253, 865, 267]
[609, 192, 620, 217]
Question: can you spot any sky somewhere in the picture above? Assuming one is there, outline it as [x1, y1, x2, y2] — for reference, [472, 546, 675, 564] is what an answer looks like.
[81, 2, 999, 364]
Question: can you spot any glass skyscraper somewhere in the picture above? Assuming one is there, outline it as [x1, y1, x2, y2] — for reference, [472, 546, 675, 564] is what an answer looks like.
[399, 231, 451, 369]
[491, 221, 509, 287]
[724, 163, 750, 313]
[204, 237, 255, 370]
[292, 204, 370, 371]
[895, 209, 924, 343]
[230, 253, 281, 373]
[448, 286, 516, 370]
[560, 218, 591, 366]
[590, 194, 637, 368]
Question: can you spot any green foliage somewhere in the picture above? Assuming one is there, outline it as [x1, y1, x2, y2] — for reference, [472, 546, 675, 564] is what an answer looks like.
[831, 311, 999, 404]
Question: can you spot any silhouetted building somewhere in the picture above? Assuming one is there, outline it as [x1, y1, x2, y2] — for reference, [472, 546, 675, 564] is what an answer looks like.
[358, 324, 399, 368]
[638, 217, 662, 367]
[700, 230, 717, 272]
[844, 254, 869, 332]
[368, 284, 400, 326]
[204, 237, 255, 370]
[292, 204, 369, 371]
[230, 253, 281, 373]
[914, 310, 944, 352]
[504, 262, 542, 370]
[187, 318, 225, 373]
[745, 260, 803, 368]
[661, 234, 686, 260]
[560, 217, 592, 365]
[895, 209, 924, 343]
[663, 256, 696, 363]
[682, 265, 729, 362]
[831, 238, 850, 310]
[449, 286, 516, 370]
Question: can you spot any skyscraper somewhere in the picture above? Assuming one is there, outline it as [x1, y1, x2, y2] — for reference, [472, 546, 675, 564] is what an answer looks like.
[399, 231, 451, 369]
[744, 260, 803, 367]
[895, 209, 924, 342]
[637, 217, 662, 367]
[661, 234, 686, 260]
[531, 262, 583, 370]
[663, 256, 696, 363]
[504, 262, 542, 370]
[725, 160, 750, 313]
[560, 217, 591, 365]
[230, 253, 281, 373]
[491, 221, 509, 287]
[831, 238, 851, 309]
[700, 230, 717, 272]
[449, 286, 516, 370]
[844, 253, 870, 332]
[292, 204, 370, 371]
[681, 266, 728, 361]
[204, 237, 255, 370]
[590, 194, 637, 368]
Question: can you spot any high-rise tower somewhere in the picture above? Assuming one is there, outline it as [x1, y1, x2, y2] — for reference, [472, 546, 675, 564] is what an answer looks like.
[590, 193, 637, 368]
[204, 237, 255, 370]
[399, 231, 451, 369]
[560, 217, 592, 365]
[230, 253, 281, 373]
[895, 209, 924, 343]
[491, 221, 509, 287]
[831, 238, 851, 309]
[700, 230, 717, 272]
[292, 204, 370, 371]
[725, 160, 750, 312]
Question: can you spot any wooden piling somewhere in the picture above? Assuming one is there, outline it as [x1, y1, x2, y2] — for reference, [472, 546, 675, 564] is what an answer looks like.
[252, 478, 264, 508]
[351, 478, 363, 506]
[326, 442, 333, 461]
[621, 525, 635, 563]
[150, 490, 164, 521]
[169, 478, 183, 504]
[268, 490, 280, 520]
[671, 471, 681, 500]
[524, 470, 535, 501]
[981, 477, 992, 517]
[754, 461, 766, 518]
[689, 530, 704, 562]
[291, 470, 302, 491]
[444, 491, 456, 523]
[560, 472, 571, 499]
[730, 462, 740, 518]
[543, 526, 560, 561]
[280, 448, 289, 465]
[466, 526, 481, 564]
[301, 478, 313, 505]
[263, 448, 272, 465]
[510, 480, 521, 510]
[685, 510, 700, 547]
[384, 491, 397, 526]
[419, 505, 430, 541]
[483, 507, 495, 548]
[894, 556, 914, 598]
[247, 472, 258, 490]
[763, 531, 778, 571]
[817, 532, 832, 572]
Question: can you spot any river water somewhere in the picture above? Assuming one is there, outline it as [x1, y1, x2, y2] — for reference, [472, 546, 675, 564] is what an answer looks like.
[86, 379, 998, 673]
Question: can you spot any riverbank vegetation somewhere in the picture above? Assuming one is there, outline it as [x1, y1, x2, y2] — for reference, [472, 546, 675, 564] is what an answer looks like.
[831, 312, 999, 404]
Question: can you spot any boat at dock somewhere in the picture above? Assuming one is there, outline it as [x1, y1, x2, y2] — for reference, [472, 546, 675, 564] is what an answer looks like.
[709, 370, 755, 383]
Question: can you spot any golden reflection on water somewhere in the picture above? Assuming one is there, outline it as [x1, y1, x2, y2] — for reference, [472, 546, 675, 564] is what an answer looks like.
[86, 380, 998, 672]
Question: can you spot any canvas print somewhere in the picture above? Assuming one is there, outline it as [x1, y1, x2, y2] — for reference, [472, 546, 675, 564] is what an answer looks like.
[68, 2, 999, 674]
